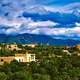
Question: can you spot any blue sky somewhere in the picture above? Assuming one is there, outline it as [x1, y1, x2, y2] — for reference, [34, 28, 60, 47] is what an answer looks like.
[0, 0, 80, 40]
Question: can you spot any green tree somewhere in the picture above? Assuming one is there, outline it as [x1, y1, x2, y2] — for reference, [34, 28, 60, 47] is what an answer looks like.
[0, 72, 7, 80]
[8, 71, 32, 80]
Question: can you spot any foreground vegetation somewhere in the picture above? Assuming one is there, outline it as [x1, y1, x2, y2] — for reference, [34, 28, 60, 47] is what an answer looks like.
[0, 44, 80, 80]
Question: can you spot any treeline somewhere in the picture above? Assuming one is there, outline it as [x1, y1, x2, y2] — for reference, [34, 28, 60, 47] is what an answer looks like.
[0, 44, 80, 80]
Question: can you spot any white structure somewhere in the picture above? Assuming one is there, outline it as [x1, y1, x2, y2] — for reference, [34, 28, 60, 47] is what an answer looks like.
[15, 52, 35, 62]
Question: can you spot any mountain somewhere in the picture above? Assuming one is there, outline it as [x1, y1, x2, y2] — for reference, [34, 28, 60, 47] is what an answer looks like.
[0, 33, 79, 46]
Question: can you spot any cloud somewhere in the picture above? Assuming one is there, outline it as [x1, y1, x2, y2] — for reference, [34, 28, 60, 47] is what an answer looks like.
[16, 26, 80, 38]
[0, 0, 80, 40]
[28, 21, 58, 27]
[0, 0, 36, 20]
[75, 22, 80, 26]
[0, 16, 58, 35]
[22, 8, 80, 25]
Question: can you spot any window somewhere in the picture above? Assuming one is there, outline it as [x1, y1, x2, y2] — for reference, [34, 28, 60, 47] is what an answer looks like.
[1, 59, 3, 62]
[9, 46, 11, 48]
[19, 59, 23, 62]
[30, 55, 34, 60]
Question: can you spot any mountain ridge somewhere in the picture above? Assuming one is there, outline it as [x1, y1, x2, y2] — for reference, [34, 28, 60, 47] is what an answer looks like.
[0, 33, 79, 46]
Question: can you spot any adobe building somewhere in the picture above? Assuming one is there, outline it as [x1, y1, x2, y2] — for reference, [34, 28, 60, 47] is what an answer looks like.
[6, 44, 22, 50]
[0, 52, 35, 65]
[76, 45, 80, 50]
[15, 52, 35, 62]
[6, 44, 37, 50]
[0, 56, 15, 65]
[22, 44, 37, 48]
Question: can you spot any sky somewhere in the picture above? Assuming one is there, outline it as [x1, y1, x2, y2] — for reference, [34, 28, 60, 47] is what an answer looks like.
[0, 0, 80, 40]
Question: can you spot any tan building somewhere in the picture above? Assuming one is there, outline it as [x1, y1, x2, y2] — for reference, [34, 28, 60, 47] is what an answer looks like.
[6, 44, 22, 50]
[0, 52, 35, 65]
[63, 50, 71, 55]
[77, 53, 80, 56]
[6, 44, 37, 50]
[0, 56, 15, 65]
[64, 46, 70, 50]
[15, 52, 35, 62]
[23, 44, 37, 48]
[0, 47, 1, 50]
[27, 44, 37, 48]
[76, 45, 80, 50]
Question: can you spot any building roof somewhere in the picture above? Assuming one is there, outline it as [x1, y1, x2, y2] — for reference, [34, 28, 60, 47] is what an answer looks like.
[0, 56, 15, 63]
[76, 45, 80, 49]
[15, 54, 25, 57]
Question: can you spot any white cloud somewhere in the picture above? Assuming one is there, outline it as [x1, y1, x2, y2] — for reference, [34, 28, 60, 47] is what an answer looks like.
[0, 1, 80, 40]
[20, 27, 80, 38]
[0, 16, 80, 39]
[6, 28, 18, 34]
[0, 17, 33, 28]
[0, 16, 59, 35]
[28, 21, 58, 27]
[75, 22, 80, 26]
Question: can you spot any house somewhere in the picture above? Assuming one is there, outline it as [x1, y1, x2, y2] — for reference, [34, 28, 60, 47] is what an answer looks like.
[6, 44, 22, 50]
[77, 53, 80, 56]
[76, 45, 80, 50]
[63, 50, 71, 55]
[27, 44, 37, 48]
[0, 56, 15, 65]
[0, 52, 35, 65]
[64, 46, 70, 50]
[6, 44, 37, 50]
[0, 47, 1, 50]
[15, 52, 35, 62]
[22, 44, 37, 48]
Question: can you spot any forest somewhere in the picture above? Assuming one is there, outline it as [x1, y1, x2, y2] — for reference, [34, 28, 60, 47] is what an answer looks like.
[0, 44, 80, 80]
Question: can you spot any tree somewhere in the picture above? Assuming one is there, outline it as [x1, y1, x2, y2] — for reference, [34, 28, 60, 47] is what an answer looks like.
[33, 73, 50, 80]
[8, 71, 32, 80]
[0, 72, 7, 80]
